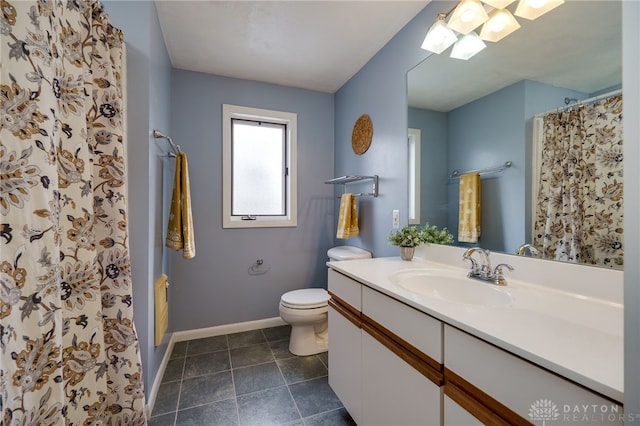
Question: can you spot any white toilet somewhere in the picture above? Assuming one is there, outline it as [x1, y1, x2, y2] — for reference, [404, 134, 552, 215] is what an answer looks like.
[279, 246, 372, 356]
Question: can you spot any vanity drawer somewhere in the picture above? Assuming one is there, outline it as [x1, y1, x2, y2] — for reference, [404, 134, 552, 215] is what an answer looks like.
[328, 269, 361, 311]
[362, 286, 443, 365]
[444, 325, 623, 425]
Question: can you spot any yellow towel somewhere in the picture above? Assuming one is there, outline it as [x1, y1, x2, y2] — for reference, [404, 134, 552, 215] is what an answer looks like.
[336, 193, 359, 239]
[166, 152, 195, 259]
[458, 172, 481, 243]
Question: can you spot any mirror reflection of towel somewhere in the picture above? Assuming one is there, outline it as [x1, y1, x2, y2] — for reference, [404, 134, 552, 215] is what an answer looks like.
[458, 172, 481, 243]
[166, 152, 195, 259]
[336, 193, 359, 239]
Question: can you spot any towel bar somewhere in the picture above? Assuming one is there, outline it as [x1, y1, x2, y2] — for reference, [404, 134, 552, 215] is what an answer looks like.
[325, 175, 378, 197]
[449, 161, 512, 180]
[153, 129, 181, 157]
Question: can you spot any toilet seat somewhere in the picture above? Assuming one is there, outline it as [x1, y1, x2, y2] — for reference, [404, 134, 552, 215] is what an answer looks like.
[280, 288, 329, 309]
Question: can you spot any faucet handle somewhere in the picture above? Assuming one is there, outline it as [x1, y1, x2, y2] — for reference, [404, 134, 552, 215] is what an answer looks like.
[492, 263, 514, 286]
[462, 256, 479, 275]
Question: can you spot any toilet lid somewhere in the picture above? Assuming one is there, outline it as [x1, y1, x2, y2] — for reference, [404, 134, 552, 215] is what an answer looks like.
[281, 288, 329, 309]
[327, 246, 372, 261]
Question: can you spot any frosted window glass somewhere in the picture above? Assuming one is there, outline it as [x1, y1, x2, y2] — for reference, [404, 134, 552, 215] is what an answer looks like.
[232, 120, 286, 215]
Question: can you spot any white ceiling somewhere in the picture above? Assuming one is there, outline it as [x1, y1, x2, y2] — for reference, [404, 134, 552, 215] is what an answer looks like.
[408, 1, 622, 112]
[155, 1, 430, 93]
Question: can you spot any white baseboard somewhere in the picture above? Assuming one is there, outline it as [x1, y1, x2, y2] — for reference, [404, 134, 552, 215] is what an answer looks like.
[173, 316, 286, 342]
[145, 333, 177, 418]
[146, 316, 287, 416]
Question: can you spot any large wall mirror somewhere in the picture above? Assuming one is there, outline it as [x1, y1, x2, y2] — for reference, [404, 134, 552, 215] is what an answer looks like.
[407, 0, 622, 269]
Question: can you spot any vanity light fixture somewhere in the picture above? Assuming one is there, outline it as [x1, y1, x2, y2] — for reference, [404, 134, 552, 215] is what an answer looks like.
[514, 0, 564, 20]
[420, 0, 562, 56]
[421, 13, 458, 54]
[450, 31, 487, 60]
[479, 8, 521, 42]
[447, 0, 490, 35]
[481, 0, 516, 9]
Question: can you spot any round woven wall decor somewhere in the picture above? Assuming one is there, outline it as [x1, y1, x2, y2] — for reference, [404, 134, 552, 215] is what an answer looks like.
[351, 114, 373, 155]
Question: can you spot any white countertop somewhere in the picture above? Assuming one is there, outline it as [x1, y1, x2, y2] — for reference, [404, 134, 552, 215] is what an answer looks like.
[327, 255, 623, 403]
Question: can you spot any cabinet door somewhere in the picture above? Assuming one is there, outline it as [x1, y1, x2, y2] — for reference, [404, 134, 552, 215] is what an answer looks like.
[361, 333, 442, 426]
[444, 325, 623, 425]
[444, 395, 484, 426]
[328, 305, 362, 424]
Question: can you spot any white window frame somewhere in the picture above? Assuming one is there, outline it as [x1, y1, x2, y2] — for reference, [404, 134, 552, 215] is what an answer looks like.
[408, 128, 422, 225]
[222, 104, 297, 228]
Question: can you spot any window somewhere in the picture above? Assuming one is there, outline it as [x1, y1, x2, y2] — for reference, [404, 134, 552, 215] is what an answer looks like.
[223, 104, 297, 228]
[408, 128, 421, 225]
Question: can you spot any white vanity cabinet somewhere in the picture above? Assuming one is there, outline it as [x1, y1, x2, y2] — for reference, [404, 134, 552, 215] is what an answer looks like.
[443, 325, 623, 426]
[360, 286, 443, 426]
[328, 265, 622, 426]
[444, 395, 484, 426]
[328, 269, 444, 425]
[328, 269, 364, 424]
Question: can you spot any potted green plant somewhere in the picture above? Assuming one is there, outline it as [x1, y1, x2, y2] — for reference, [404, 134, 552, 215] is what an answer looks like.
[420, 222, 454, 245]
[388, 223, 454, 261]
[388, 225, 424, 261]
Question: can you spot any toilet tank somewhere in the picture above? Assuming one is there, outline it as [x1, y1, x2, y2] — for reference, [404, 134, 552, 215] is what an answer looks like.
[327, 246, 372, 261]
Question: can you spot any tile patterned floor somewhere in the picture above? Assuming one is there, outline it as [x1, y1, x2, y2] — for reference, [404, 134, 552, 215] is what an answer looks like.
[149, 325, 356, 426]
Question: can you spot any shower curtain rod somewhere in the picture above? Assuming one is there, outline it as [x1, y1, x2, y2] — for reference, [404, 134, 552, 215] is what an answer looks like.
[153, 129, 181, 157]
[534, 89, 622, 117]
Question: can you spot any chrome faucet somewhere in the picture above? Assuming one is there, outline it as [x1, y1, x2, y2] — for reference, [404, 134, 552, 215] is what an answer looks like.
[462, 247, 513, 286]
[517, 243, 540, 257]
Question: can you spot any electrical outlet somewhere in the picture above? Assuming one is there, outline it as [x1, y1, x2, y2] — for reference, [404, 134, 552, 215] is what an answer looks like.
[392, 210, 400, 229]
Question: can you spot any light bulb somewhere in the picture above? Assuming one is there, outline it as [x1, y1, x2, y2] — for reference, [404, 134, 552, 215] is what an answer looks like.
[488, 15, 507, 32]
[480, 9, 520, 42]
[461, 8, 476, 23]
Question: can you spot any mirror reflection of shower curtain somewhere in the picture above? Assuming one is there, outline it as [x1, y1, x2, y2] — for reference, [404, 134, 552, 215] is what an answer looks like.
[532, 95, 624, 269]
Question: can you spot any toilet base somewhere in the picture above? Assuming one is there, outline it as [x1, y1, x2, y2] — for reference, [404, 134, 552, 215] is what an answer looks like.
[288, 321, 328, 356]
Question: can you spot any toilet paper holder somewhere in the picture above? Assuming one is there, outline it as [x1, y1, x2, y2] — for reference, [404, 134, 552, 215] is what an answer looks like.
[248, 258, 270, 275]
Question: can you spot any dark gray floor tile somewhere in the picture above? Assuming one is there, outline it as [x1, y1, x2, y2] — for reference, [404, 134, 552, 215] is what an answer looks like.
[186, 335, 228, 356]
[233, 362, 285, 396]
[281, 420, 305, 426]
[171, 341, 188, 359]
[179, 371, 235, 409]
[228, 330, 267, 348]
[230, 343, 274, 368]
[183, 350, 230, 378]
[262, 325, 291, 342]
[277, 356, 327, 385]
[316, 352, 328, 369]
[152, 381, 181, 416]
[149, 412, 176, 426]
[162, 357, 185, 383]
[268, 339, 295, 361]
[237, 386, 301, 426]
[175, 398, 238, 426]
[289, 377, 342, 418]
[303, 408, 356, 426]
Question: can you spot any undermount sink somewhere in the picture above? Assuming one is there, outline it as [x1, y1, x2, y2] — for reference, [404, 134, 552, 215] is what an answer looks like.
[388, 269, 513, 307]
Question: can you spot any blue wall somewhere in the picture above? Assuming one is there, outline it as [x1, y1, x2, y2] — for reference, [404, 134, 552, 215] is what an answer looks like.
[104, 0, 172, 393]
[407, 107, 448, 229]
[333, 5, 441, 257]
[447, 82, 525, 252]
[169, 70, 335, 332]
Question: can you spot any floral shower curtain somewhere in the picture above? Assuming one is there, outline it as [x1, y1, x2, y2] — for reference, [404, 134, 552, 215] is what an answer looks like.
[533, 95, 623, 269]
[1, 1, 146, 424]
